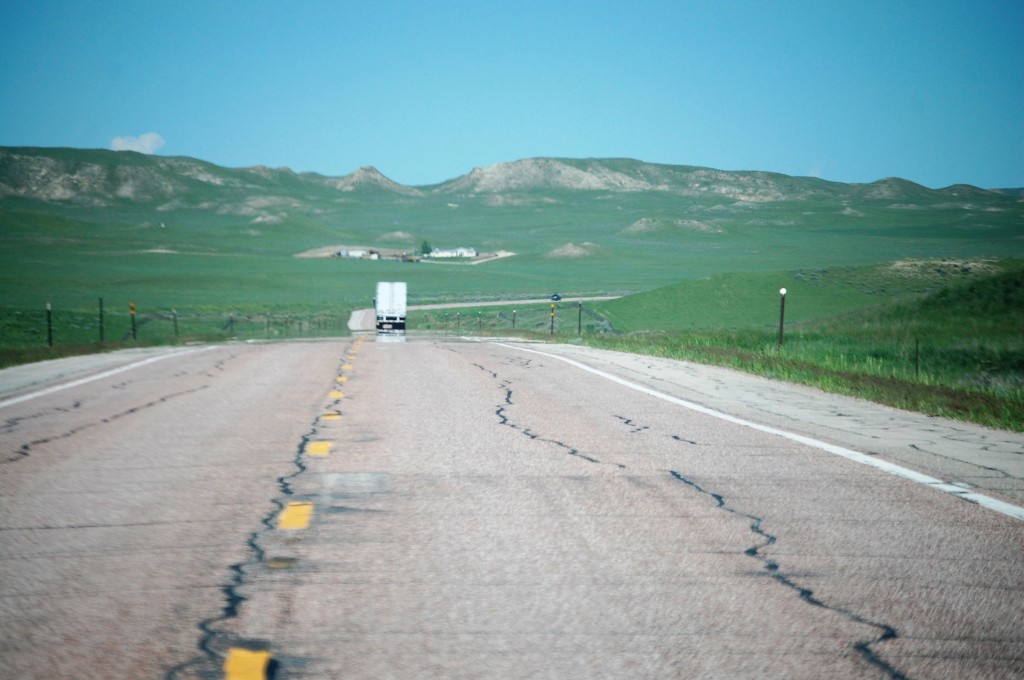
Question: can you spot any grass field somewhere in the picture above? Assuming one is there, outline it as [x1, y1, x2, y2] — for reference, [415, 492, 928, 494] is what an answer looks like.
[3, 151, 1023, 428]
[4, 153, 1023, 315]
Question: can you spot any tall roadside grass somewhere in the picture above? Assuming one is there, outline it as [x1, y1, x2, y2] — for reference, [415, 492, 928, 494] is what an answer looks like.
[583, 330, 1023, 431]
[582, 269, 1024, 431]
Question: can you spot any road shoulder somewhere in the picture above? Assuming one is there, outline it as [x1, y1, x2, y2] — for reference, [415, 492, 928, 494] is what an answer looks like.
[500, 340, 1024, 507]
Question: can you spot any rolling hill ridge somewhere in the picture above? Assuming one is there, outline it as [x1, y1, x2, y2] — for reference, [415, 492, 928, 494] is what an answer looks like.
[1, 145, 1021, 318]
[3, 147, 1019, 207]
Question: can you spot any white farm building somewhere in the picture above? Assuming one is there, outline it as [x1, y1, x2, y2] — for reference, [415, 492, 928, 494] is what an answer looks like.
[427, 247, 478, 259]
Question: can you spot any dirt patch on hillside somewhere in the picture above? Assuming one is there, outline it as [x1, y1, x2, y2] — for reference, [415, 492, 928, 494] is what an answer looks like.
[545, 242, 600, 258]
[377, 231, 416, 242]
[887, 258, 999, 278]
[622, 218, 723, 234]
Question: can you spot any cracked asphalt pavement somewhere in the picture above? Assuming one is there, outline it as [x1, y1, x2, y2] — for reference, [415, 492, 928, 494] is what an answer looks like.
[1, 336, 1022, 678]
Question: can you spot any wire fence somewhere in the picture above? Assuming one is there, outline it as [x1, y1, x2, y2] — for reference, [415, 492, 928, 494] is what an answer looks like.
[0, 304, 349, 368]
[410, 302, 615, 336]
[1, 300, 617, 369]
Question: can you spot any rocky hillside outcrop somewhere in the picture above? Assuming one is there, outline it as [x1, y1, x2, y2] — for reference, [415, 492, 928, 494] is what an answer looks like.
[319, 166, 423, 195]
[428, 157, 971, 204]
[1, 147, 1016, 210]
[0, 148, 420, 206]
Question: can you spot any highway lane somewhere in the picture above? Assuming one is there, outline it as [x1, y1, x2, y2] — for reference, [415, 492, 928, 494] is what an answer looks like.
[0, 340, 347, 679]
[1, 336, 1022, 679]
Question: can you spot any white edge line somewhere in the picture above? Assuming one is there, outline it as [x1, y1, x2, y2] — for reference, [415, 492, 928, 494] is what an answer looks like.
[493, 341, 1024, 522]
[0, 346, 216, 409]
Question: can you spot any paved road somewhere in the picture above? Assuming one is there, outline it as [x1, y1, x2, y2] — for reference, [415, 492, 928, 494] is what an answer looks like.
[517, 341, 1024, 509]
[1, 337, 1021, 679]
[0, 341, 344, 678]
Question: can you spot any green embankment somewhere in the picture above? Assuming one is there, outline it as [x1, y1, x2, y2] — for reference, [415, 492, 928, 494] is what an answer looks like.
[412, 259, 1024, 430]
[581, 262, 1024, 431]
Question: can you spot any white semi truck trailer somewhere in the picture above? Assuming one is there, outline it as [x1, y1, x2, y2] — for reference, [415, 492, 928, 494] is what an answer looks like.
[375, 281, 407, 334]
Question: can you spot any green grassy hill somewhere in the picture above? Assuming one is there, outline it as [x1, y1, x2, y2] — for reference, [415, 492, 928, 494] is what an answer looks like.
[2, 147, 1022, 315]
[591, 257, 1022, 332]
[3, 148, 1022, 317]
[577, 263, 1024, 430]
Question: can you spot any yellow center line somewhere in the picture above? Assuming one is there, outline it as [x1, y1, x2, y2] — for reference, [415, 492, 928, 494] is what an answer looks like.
[321, 410, 341, 421]
[336, 376, 348, 383]
[341, 363, 353, 370]
[224, 648, 271, 680]
[307, 441, 332, 456]
[328, 390, 345, 399]
[278, 501, 313, 530]
[266, 557, 298, 569]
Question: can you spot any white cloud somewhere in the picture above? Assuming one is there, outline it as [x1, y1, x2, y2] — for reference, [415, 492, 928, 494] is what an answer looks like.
[110, 132, 166, 154]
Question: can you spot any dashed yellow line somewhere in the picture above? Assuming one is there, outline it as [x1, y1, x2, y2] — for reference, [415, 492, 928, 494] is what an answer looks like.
[224, 648, 271, 680]
[307, 441, 331, 456]
[225, 344, 360, 680]
[278, 501, 313, 530]
[266, 557, 298, 569]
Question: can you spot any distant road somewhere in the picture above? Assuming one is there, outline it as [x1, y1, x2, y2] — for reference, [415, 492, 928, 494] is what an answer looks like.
[1, 337, 1021, 678]
[347, 296, 620, 331]
[411, 295, 619, 309]
[347, 307, 376, 331]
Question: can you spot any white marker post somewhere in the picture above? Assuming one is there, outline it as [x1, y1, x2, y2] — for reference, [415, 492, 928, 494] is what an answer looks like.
[777, 288, 787, 349]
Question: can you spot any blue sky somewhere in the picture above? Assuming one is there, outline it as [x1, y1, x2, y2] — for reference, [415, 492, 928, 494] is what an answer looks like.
[1, 1, 1021, 188]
